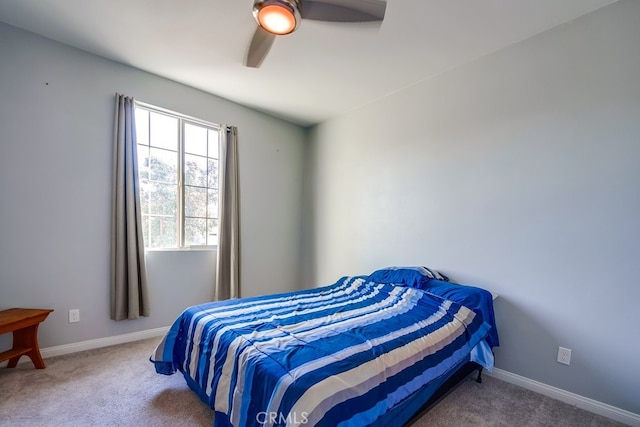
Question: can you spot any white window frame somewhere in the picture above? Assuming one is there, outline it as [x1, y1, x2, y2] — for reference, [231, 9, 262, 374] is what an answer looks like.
[135, 101, 221, 250]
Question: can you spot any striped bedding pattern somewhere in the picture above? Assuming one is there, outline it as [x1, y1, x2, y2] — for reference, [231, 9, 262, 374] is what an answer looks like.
[151, 276, 492, 427]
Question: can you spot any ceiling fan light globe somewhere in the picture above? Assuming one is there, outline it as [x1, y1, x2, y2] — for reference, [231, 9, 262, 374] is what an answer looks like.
[258, 4, 297, 34]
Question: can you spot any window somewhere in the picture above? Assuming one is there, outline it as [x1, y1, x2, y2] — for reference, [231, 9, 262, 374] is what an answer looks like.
[135, 103, 220, 249]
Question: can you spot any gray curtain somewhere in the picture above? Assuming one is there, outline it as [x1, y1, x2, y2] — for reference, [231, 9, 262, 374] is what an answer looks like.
[215, 126, 240, 300]
[110, 93, 150, 320]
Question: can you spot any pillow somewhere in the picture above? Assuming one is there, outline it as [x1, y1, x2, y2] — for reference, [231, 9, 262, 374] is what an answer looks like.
[423, 267, 449, 282]
[367, 266, 449, 289]
[424, 279, 499, 348]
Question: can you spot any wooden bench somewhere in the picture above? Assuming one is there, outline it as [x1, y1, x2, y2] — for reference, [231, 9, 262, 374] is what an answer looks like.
[0, 308, 54, 369]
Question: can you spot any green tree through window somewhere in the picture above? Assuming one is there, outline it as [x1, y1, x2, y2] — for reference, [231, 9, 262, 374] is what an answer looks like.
[135, 104, 220, 249]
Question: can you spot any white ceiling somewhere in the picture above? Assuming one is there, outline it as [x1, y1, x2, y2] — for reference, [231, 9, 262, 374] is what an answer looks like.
[0, 0, 617, 126]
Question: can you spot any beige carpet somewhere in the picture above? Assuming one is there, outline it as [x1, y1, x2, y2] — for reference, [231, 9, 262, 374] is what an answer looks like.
[0, 338, 627, 427]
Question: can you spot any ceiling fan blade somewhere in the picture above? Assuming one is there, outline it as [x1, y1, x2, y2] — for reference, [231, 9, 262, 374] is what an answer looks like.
[245, 26, 276, 68]
[299, 0, 386, 23]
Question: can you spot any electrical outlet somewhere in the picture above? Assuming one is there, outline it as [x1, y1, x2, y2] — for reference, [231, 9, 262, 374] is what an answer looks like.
[557, 346, 571, 365]
[69, 309, 80, 323]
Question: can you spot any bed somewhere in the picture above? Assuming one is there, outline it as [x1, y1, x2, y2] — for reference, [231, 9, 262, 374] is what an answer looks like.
[151, 267, 499, 426]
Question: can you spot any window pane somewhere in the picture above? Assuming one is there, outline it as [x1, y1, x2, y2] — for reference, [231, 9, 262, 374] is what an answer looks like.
[137, 145, 150, 181]
[208, 159, 219, 189]
[150, 112, 178, 151]
[135, 109, 149, 146]
[185, 186, 207, 218]
[149, 215, 177, 248]
[149, 182, 177, 216]
[150, 147, 177, 183]
[185, 123, 207, 156]
[139, 180, 150, 215]
[160, 217, 178, 247]
[149, 216, 161, 248]
[142, 215, 150, 247]
[208, 129, 219, 158]
[185, 218, 207, 246]
[207, 189, 219, 218]
[184, 154, 207, 187]
[207, 219, 219, 246]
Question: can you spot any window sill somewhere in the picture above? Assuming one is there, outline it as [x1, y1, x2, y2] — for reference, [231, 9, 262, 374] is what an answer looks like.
[145, 246, 218, 252]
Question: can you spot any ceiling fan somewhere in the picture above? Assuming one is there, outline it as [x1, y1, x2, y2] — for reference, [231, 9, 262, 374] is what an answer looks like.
[246, 0, 387, 68]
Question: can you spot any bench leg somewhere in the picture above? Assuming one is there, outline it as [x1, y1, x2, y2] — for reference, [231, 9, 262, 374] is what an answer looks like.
[6, 356, 21, 368]
[8, 324, 46, 369]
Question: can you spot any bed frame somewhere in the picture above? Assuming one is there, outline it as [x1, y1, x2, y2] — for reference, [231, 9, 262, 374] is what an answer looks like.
[406, 362, 483, 425]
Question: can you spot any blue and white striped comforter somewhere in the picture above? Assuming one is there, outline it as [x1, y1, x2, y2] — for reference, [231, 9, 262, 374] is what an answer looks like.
[151, 276, 493, 427]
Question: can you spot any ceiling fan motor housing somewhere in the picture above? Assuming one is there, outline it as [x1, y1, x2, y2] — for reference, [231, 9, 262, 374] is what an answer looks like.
[253, 0, 302, 35]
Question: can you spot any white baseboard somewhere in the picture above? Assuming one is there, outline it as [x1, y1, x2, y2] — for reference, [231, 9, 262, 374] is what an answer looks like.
[488, 368, 640, 426]
[0, 327, 169, 368]
[39, 326, 169, 359]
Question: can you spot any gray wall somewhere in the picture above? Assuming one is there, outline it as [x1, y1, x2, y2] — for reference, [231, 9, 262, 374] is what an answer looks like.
[0, 23, 306, 349]
[303, 1, 640, 415]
